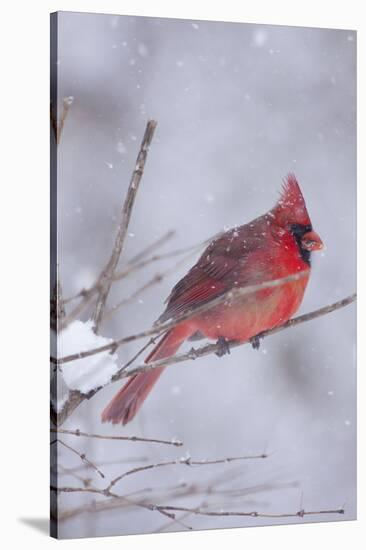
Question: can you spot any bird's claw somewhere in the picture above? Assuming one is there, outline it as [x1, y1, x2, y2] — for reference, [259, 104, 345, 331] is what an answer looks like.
[215, 336, 231, 357]
[250, 333, 264, 350]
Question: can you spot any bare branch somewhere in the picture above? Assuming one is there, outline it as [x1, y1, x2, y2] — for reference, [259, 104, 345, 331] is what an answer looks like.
[111, 235, 210, 282]
[115, 336, 162, 374]
[59, 456, 149, 475]
[51, 427, 183, 447]
[154, 480, 298, 533]
[59, 232, 211, 329]
[56, 487, 172, 522]
[155, 504, 345, 520]
[125, 292, 357, 378]
[51, 485, 177, 521]
[57, 463, 93, 488]
[60, 290, 95, 330]
[123, 229, 176, 268]
[52, 452, 267, 496]
[105, 274, 165, 317]
[105, 252, 199, 319]
[51, 484, 344, 522]
[59, 230, 175, 329]
[52, 292, 356, 426]
[56, 475, 297, 524]
[54, 438, 105, 479]
[107, 453, 268, 491]
[92, 120, 158, 332]
[51, 485, 104, 495]
[63, 230, 175, 306]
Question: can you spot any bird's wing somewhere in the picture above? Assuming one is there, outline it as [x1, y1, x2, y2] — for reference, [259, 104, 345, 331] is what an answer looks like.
[158, 226, 264, 323]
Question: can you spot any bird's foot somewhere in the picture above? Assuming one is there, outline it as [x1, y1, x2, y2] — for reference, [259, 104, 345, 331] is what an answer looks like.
[215, 336, 231, 357]
[250, 332, 264, 350]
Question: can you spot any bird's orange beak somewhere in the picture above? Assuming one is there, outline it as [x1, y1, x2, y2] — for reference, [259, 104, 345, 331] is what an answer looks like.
[301, 230, 324, 252]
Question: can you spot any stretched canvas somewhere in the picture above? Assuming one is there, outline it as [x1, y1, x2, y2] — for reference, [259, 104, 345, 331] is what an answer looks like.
[50, 11, 357, 539]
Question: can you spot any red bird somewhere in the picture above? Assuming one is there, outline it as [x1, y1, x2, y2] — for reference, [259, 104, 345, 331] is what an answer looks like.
[102, 174, 323, 425]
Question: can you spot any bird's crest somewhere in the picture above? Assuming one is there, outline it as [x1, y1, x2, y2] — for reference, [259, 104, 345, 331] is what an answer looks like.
[273, 173, 311, 226]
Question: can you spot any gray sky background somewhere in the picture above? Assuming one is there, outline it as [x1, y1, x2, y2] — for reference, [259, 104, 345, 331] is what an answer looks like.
[54, 11, 356, 538]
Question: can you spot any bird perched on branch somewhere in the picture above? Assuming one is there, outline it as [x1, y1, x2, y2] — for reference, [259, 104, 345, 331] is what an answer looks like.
[102, 174, 323, 425]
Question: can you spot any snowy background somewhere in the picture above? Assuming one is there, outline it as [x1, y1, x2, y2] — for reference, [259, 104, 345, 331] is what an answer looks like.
[53, 11, 356, 538]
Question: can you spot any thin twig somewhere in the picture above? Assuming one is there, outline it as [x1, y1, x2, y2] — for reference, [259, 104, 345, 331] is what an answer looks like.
[51, 484, 344, 521]
[112, 235, 212, 282]
[56, 474, 296, 523]
[56, 487, 173, 522]
[63, 230, 175, 306]
[56, 495, 135, 522]
[54, 438, 105, 479]
[105, 248, 203, 320]
[50, 427, 183, 447]
[51, 485, 102, 494]
[154, 480, 298, 533]
[61, 232, 209, 327]
[116, 336, 163, 374]
[57, 464, 93, 488]
[156, 511, 194, 533]
[52, 452, 267, 496]
[155, 504, 345, 520]
[105, 274, 164, 317]
[52, 292, 356, 426]
[125, 229, 176, 267]
[92, 120, 157, 332]
[107, 453, 267, 491]
[51, 485, 176, 521]
[59, 232, 211, 330]
[60, 456, 149, 475]
[59, 290, 95, 330]
[60, 240, 194, 327]
[59, 231, 173, 329]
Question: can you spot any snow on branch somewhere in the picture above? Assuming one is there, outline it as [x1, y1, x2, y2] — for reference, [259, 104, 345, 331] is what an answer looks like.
[57, 319, 119, 394]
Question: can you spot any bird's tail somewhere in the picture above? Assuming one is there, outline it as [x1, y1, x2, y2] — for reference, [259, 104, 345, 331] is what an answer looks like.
[101, 324, 192, 425]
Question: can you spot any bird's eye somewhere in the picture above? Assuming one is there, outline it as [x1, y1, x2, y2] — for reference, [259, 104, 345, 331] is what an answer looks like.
[290, 223, 312, 237]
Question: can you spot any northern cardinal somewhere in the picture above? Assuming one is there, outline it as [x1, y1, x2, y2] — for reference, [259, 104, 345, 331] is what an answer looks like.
[102, 174, 323, 425]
